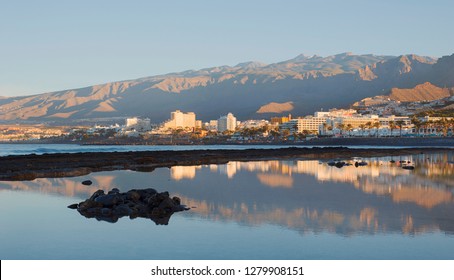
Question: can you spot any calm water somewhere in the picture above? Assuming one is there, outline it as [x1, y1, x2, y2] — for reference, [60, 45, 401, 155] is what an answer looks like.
[0, 150, 453, 259]
[0, 143, 446, 156]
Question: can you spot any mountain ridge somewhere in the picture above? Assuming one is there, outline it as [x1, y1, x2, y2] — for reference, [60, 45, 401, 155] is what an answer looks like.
[0, 53, 451, 123]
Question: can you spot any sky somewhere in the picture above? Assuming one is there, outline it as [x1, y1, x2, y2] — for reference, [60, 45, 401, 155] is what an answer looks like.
[1, 0, 453, 97]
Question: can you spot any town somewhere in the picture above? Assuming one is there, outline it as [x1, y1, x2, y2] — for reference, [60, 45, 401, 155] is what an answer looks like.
[1, 95, 453, 144]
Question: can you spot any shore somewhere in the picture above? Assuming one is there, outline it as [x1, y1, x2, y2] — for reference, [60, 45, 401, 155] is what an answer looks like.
[1, 146, 452, 181]
[4, 136, 454, 147]
[300, 137, 454, 147]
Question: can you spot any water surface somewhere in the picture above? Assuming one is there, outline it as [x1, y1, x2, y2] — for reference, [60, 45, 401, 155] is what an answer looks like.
[1, 151, 453, 259]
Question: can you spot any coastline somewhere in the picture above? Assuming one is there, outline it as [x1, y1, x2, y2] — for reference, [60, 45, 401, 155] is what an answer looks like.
[3, 136, 454, 147]
[1, 146, 452, 181]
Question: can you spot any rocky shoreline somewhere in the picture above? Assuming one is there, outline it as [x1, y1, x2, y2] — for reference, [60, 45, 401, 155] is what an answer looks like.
[1, 147, 453, 181]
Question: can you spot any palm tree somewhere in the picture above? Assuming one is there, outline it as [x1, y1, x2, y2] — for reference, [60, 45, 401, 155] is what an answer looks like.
[346, 124, 353, 137]
[281, 129, 291, 139]
[359, 124, 366, 137]
[365, 121, 372, 137]
[449, 118, 454, 137]
[326, 125, 333, 136]
[269, 129, 280, 139]
[426, 120, 435, 135]
[439, 118, 449, 137]
[396, 120, 405, 137]
[373, 122, 381, 137]
[336, 123, 345, 136]
[411, 116, 422, 136]
[388, 120, 395, 136]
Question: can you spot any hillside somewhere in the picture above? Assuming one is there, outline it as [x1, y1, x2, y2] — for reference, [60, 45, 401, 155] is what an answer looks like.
[389, 82, 452, 102]
[0, 52, 451, 124]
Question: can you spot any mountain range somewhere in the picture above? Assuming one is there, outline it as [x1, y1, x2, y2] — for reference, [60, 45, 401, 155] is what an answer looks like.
[0, 52, 452, 124]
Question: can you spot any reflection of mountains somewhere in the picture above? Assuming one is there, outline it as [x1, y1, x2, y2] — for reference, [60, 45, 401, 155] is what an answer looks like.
[181, 197, 443, 236]
[170, 155, 454, 209]
[1, 152, 453, 235]
[0, 175, 116, 198]
[168, 154, 454, 235]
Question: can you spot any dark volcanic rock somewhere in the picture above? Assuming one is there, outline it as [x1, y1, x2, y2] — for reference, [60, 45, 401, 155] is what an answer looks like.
[402, 165, 415, 170]
[82, 180, 92, 186]
[69, 188, 189, 225]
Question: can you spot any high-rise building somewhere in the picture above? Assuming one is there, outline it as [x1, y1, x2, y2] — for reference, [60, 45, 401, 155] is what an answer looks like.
[163, 110, 196, 129]
[217, 113, 237, 132]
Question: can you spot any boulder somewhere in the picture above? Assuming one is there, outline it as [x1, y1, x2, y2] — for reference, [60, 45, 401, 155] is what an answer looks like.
[81, 180, 93, 186]
[94, 194, 123, 207]
[69, 187, 188, 225]
[108, 188, 120, 195]
[67, 203, 78, 209]
[89, 189, 105, 201]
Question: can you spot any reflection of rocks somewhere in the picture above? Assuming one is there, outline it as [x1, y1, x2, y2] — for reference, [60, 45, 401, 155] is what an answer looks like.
[69, 188, 189, 225]
[81, 180, 92, 186]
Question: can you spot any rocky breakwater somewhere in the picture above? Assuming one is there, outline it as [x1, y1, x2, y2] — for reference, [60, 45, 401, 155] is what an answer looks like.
[68, 188, 189, 225]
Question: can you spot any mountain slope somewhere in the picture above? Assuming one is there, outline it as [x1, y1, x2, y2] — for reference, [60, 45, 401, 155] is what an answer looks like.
[389, 82, 451, 102]
[0, 52, 451, 123]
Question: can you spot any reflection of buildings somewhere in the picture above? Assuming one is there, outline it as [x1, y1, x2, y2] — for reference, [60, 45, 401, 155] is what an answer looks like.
[207, 156, 454, 209]
[256, 174, 293, 188]
[218, 162, 238, 179]
[2, 152, 453, 236]
[170, 166, 201, 181]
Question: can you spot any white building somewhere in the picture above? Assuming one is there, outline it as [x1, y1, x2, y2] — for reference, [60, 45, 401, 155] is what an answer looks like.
[218, 113, 237, 132]
[163, 110, 196, 130]
[205, 120, 218, 131]
[281, 116, 328, 134]
[126, 117, 139, 127]
[238, 119, 270, 129]
[125, 117, 151, 132]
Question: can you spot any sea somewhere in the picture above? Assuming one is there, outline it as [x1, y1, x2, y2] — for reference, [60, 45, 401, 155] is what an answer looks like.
[0, 143, 453, 259]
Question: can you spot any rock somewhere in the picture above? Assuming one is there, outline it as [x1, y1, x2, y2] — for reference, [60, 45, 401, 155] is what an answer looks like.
[158, 197, 178, 212]
[81, 180, 92, 186]
[94, 194, 123, 207]
[335, 161, 345, 168]
[172, 197, 181, 205]
[126, 190, 141, 202]
[69, 188, 188, 225]
[402, 165, 415, 170]
[78, 199, 103, 211]
[113, 204, 132, 217]
[89, 189, 105, 201]
[390, 160, 396, 163]
[96, 215, 119, 223]
[67, 203, 78, 209]
[101, 208, 112, 216]
[108, 188, 120, 195]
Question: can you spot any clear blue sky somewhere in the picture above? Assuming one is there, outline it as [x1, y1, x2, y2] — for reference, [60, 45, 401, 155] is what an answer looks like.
[1, 0, 453, 97]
